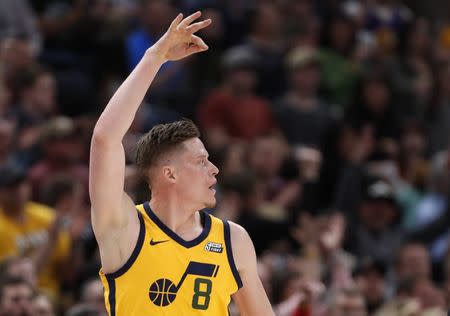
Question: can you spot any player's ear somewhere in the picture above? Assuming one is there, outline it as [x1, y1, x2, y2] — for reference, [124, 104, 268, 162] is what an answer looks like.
[162, 165, 176, 183]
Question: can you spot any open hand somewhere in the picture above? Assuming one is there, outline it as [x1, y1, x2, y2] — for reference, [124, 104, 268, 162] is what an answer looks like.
[150, 11, 212, 62]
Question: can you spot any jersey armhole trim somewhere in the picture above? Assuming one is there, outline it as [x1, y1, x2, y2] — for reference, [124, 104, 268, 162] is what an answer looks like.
[222, 220, 243, 289]
[104, 210, 146, 279]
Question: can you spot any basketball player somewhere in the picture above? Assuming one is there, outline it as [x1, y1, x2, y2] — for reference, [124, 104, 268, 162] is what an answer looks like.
[89, 11, 274, 315]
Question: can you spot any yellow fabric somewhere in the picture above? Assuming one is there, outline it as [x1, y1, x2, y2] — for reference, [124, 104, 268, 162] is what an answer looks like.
[0, 202, 71, 297]
[100, 204, 240, 316]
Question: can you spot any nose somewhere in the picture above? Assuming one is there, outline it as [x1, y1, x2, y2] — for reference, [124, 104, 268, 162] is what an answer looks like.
[209, 161, 219, 176]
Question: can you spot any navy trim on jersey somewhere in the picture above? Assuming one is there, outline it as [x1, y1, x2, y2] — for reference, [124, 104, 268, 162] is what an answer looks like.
[222, 220, 243, 289]
[104, 210, 146, 279]
[143, 201, 211, 249]
[107, 277, 116, 316]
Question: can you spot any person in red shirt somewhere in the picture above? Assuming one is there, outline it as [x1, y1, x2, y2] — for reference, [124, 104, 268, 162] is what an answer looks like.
[197, 46, 277, 150]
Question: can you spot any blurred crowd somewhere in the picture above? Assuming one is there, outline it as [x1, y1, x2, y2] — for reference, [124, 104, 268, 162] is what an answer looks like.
[1, 0, 450, 315]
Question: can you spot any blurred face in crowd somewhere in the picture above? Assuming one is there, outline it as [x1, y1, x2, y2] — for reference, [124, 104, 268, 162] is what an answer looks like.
[5, 258, 37, 289]
[32, 295, 55, 316]
[227, 68, 257, 95]
[355, 269, 386, 312]
[247, 135, 285, 179]
[332, 289, 367, 316]
[363, 79, 390, 115]
[358, 199, 397, 231]
[0, 38, 33, 71]
[0, 283, 33, 316]
[290, 63, 321, 96]
[329, 18, 354, 54]
[400, 127, 426, 158]
[396, 243, 431, 281]
[24, 72, 56, 116]
[253, 3, 282, 39]
[0, 181, 30, 212]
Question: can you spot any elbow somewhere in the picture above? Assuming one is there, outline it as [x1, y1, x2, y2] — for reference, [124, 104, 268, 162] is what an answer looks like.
[91, 128, 109, 145]
[91, 124, 118, 147]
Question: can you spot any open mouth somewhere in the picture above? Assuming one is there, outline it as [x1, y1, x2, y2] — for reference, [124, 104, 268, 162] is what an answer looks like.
[209, 184, 216, 192]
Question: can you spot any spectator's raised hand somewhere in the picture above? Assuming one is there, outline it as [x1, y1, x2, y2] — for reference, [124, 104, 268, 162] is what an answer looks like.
[150, 11, 211, 62]
[319, 213, 346, 255]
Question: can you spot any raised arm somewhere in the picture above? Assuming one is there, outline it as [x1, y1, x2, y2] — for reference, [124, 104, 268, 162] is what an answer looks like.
[230, 222, 275, 316]
[89, 11, 211, 270]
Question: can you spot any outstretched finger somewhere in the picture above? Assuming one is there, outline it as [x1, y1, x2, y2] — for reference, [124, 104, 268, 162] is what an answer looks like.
[169, 13, 183, 31]
[186, 19, 212, 34]
[179, 11, 202, 29]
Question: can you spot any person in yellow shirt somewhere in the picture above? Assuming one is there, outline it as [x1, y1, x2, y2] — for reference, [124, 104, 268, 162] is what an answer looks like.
[0, 166, 71, 298]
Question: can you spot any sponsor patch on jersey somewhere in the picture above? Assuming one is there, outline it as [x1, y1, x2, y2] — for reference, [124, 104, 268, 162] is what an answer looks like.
[204, 241, 223, 253]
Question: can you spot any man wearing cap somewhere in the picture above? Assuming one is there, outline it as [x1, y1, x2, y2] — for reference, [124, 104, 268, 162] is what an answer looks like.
[346, 176, 405, 267]
[0, 165, 70, 298]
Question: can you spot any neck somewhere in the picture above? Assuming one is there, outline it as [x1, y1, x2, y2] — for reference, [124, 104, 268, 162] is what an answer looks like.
[149, 195, 199, 235]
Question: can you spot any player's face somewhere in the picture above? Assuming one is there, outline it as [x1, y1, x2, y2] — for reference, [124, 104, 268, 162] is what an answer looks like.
[175, 138, 219, 209]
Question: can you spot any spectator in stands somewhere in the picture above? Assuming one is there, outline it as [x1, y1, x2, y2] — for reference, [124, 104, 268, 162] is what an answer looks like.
[0, 35, 33, 88]
[274, 46, 332, 148]
[327, 286, 367, 316]
[79, 279, 106, 315]
[0, 165, 71, 298]
[236, 2, 286, 99]
[198, 46, 277, 150]
[0, 256, 37, 290]
[346, 71, 401, 142]
[346, 177, 405, 266]
[395, 242, 432, 283]
[0, 0, 41, 54]
[320, 13, 360, 109]
[0, 276, 34, 316]
[32, 293, 55, 316]
[28, 117, 88, 202]
[126, 0, 190, 107]
[353, 258, 388, 314]
[13, 65, 57, 128]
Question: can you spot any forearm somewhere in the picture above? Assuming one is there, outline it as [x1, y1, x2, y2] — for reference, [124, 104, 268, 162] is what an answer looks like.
[94, 49, 165, 141]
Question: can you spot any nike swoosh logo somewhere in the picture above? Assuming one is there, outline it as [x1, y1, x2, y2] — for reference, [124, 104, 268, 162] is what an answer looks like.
[149, 239, 169, 246]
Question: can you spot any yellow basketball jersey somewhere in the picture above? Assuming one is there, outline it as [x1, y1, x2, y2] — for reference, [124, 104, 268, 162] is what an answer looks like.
[99, 202, 242, 316]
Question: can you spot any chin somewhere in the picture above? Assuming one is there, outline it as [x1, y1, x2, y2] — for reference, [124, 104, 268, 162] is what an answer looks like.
[204, 197, 216, 209]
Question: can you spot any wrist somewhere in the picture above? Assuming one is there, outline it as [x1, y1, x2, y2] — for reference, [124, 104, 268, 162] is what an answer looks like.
[144, 47, 167, 65]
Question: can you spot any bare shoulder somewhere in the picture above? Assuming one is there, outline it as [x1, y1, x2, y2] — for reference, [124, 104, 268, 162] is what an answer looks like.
[228, 221, 256, 272]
